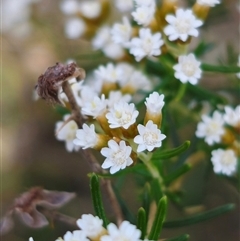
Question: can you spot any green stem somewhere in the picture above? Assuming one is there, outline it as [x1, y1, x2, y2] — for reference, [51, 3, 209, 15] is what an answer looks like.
[138, 152, 166, 193]
[174, 83, 187, 102]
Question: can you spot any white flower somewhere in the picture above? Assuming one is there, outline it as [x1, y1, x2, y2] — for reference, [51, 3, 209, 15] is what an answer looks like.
[211, 149, 237, 176]
[114, 0, 134, 12]
[78, 85, 99, 108]
[164, 9, 203, 42]
[81, 94, 107, 118]
[129, 28, 164, 62]
[101, 221, 141, 241]
[62, 230, 89, 241]
[92, 26, 111, 50]
[197, 0, 221, 7]
[134, 120, 166, 152]
[173, 53, 202, 85]
[119, 69, 152, 92]
[196, 111, 225, 145]
[55, 114, 80, 152]
[111, 16, 132, 47]
[103, 42, 125, 60]
[64, 18, 86, 39]
[131, 1, 155, 26]
[106, 102, 139, 129]
[145, 92, 165, 114]
[77, 214, 105, 239]
[92, 26, 125, 59]
[73, 124, 98, 149]
[107, 91, 132, 108]
[223, 105, 240, 128]
[60, 0, 79, 15]
[95, 63, 122, 83]
[79, 1, 102, 19]
[101, 140, 133, 174]
[29, 238, 34, 241]
[116, 62, 135, 84]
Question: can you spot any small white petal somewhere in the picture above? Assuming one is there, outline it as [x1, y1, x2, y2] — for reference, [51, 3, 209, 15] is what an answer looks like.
[164, 9, 203, 42]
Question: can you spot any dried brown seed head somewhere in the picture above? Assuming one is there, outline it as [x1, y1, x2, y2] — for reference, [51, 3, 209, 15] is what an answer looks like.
[35, 62, 85, 104]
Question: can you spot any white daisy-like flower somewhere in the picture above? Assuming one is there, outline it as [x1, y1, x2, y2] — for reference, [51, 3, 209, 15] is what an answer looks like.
[131, 0, 156, 25]
[111, 16, 132, 47]
[77, 214, 105, 239]
[197, 0, 221, 7]
[164, 9, 203, 42]
[134, 120, 166, 152]
[101, 140, 133, 174]
[119, 69, 152, 92]
[131, 5, 155, 26]
[106, 101, 139, 129]
[81, 94, 107, 118]
[223, 105, 240, 128]
[173, 53, 202, 85]
[211, 149, 237, 176]
[92, 26, 125, 60]
[79, 1, 102, 19]
[60, 0, 79, 15]
[61, 230, 89, 241]
[116, 62, 135, 84]
[55, 114, 80, 152]
[95, 63, 122, 83]
[102, 42, 125, 60]
[78, 85, 99, 108]
[100, 220, 141, 241]
[129, 28, 164, 62]
[114, 0, 134, 12]
[145, 92, 165, 114]
[195, 111, 225, 145]
[73, 124, 98, 149]
[107, 91, 132, 108]
[64, 17, 86, 39]
[92, 26, 111, 50]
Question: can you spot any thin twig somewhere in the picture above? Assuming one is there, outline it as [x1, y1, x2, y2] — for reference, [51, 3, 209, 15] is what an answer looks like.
[62, 81, 124, 225]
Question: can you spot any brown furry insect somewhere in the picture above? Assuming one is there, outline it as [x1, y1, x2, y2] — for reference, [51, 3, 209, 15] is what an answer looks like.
[35, 62, 85, 104]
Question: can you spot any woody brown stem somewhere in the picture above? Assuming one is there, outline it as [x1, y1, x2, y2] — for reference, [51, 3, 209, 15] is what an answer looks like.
[62, 81, 123, 225]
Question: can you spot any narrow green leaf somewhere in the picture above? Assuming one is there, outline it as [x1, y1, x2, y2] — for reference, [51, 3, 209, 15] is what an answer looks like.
[201, 63, 240, 73]
[148, 196, 168, 240]
[150, 179, 164, 204]
[164, 234, 190, 241]
[90, 173, 108, 227]
[164, 164, 192, 185]
[142, 183, 151, 222]
[163, 203, 235, 228]
[152, 141, 190, 161]
[194, 41, 214, 57]
[137, 207, 147, 239]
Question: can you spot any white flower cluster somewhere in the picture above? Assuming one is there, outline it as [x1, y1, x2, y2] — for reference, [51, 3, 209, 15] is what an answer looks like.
[60, 0, 104, 39]
[29, 214, 154, 241]
[55, 62, 166, 174]
[89, 0, 203, 61]
[196, 105, 239, 176]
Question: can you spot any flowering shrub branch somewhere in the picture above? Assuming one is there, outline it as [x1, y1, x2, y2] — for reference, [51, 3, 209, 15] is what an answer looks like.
[2, 0, 239, 240]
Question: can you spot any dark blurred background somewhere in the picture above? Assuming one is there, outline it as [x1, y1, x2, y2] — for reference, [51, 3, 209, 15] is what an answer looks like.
[1, 0, 239, 240]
